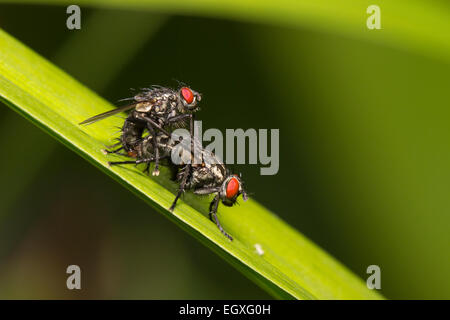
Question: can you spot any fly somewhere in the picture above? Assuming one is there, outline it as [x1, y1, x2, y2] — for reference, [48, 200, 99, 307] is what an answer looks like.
[108, 131, 248, 241]
[80, 85, 202, 176]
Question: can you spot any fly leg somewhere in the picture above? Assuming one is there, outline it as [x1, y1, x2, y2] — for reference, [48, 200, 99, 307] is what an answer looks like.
[102, 146, 124, 155]
[143, 163, 151, 175]
[109, 155, 169, 170]
[143, 142, 171, 176]
[143, 156, 169, 175]
[109, 160, 141, 166]
[146, 124, 160, 176]
[209, 194, 233, 241]
[108, 157, 156, 167]
[102, 140, 125, 155]
[167, 113, 191, 125]
[134, 114, 172, 137]
[169, 164, 190, 211]
[169, 115, 194, 211]
[167, 113, 195, 143]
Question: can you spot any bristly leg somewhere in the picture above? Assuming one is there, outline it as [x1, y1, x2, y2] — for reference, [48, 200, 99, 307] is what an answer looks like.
[102, 146, 124, 155]
[209, 194, 233, 241]
[169, 114, 195, 212]
[167, 113, 191, 125]
[135, 113, 172, 137]
[143, 154, 170, 175]
[143, 163, 151, 175]
[108, 155, 170, 171]
[108, 156, 156, 167]
[169, 164, 190, 211]
[146, 124, 160, 176]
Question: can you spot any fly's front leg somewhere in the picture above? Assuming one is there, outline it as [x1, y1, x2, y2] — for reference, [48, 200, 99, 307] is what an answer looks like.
[189, 113, 194, 144]
[169, 115, 195, 211]
[209, 194, 233, 241]
[188, 113, 196, 164]
[169, 113, 194, 150]
[169, 164, 191, 211]
[146, 124, 160, 176]
[134, 114, 171, 137]
[170, 113, 194, 154]
[167, 113, 191, 124]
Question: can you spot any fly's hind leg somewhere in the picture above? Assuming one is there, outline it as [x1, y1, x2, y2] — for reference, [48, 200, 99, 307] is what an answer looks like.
[108, 157, 155, 167]
[102, 140, 125, 155]
[108, 155, 169, 173]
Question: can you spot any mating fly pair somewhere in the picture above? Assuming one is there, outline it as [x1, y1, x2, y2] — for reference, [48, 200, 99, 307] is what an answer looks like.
[80, 85, 248, 240]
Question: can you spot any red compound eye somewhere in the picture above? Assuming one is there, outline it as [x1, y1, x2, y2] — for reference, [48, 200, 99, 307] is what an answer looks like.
[181, 87, 194, 104]
[226, 177, 240, 199]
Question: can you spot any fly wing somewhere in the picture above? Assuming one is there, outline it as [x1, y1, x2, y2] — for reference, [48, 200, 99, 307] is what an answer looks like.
[191, 136, 225, 167]
[167, 134, 225, 167]
[79, 103, 137, 125]
[201, 144, 224, 166]
[171, 117, 189, 129]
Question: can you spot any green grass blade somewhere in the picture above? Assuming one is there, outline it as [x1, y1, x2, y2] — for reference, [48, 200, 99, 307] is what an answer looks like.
[0, 29, 382, 299]
[0, 9, 167, 257]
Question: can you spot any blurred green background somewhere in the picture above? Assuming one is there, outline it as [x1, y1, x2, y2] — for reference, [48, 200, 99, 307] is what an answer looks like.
[0, 3, 449, 299]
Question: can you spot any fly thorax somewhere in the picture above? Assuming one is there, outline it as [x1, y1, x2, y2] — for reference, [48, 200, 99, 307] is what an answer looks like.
[189, 167, 213, 188]
[211, 165, 225, 184]
[159, 99, 168, 114]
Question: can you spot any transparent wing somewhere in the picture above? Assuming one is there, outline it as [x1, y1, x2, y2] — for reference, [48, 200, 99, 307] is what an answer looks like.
[79, 103, 137, 125]
[190, 136, 224, 167]
[152, 133, 225, 168]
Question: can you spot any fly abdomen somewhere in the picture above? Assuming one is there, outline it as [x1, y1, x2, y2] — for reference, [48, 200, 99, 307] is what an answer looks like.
[120, 114, 146, 153]
[181, 165, 224, 190]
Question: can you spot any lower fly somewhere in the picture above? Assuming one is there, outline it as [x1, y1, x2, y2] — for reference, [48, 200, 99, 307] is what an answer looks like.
[107, 131, 248, 241]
